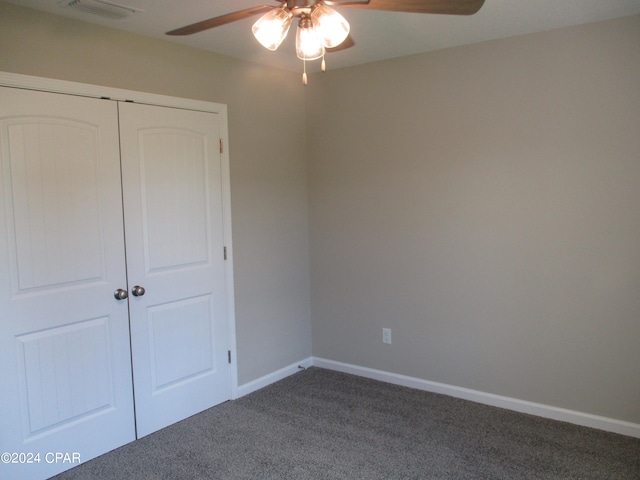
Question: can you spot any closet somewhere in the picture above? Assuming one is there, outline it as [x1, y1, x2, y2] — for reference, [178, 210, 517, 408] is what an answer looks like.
[0, 79, 234, 480]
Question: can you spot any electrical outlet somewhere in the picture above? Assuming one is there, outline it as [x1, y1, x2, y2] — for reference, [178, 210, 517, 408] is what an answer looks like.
[382, 328, 392, 345]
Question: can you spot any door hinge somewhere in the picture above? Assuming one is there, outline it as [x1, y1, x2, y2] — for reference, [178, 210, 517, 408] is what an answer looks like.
[228, 350, 232, 364]
[223, 246, 227, 260]
[219, 138, 223, 154]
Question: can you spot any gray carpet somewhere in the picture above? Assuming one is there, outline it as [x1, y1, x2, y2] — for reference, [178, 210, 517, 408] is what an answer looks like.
[52, 367, 640, 479]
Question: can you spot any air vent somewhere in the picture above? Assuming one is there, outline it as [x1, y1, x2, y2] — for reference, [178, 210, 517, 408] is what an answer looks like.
[59, 0, 143, 20]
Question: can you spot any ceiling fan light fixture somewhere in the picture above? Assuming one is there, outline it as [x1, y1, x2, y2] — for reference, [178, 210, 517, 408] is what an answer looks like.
[295, 15, 325, 61]
[251, 7, 293, 51]
[167, 0, 487, 86]
[311, 4, 350, 48]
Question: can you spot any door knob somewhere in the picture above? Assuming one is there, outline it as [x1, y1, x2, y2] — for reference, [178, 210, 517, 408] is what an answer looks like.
[132, 285, 146, 297]
[114, 288, 128, 300]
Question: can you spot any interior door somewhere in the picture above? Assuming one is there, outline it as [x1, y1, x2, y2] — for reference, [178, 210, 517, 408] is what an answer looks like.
[0, 87, 136, 480]
[118, 102, 231, 437]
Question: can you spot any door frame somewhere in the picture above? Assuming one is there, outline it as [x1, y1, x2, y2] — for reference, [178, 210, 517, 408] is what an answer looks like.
[0, 70, 239, 400]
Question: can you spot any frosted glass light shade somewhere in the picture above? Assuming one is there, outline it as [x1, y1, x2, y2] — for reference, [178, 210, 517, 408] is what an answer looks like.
[252, 7, 293, 51]
[295, 16, 325, 60]
[311, 4, 350, 48]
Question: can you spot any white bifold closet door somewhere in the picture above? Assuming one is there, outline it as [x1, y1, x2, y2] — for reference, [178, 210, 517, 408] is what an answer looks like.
[119, 102, 230, 437]
[0, 87, 231, 480]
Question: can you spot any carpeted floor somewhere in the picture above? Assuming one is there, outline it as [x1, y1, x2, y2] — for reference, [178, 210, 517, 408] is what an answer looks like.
[51, 367, 640, 479]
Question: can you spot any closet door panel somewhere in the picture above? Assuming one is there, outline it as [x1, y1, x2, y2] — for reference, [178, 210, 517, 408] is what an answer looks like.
[0, 87, 136, 480]
[118, 102, 230, 438]
[138, 127, 209, 271]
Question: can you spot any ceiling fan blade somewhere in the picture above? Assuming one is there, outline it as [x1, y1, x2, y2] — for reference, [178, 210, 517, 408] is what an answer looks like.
[341, 0, 485, 15]
[323, 1, 370, 5]
[326, 34, 355, 52]
[166, 5, 276, 36]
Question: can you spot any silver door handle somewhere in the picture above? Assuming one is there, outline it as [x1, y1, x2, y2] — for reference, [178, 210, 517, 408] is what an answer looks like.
[114, 288, 128, 300]
[132, 285, 146, 297]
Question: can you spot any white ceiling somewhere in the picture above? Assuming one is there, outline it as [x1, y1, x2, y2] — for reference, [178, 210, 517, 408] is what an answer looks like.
[5, 0, 640, 74]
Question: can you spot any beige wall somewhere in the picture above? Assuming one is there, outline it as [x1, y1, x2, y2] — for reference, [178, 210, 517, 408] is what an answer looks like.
[307, 15, 640, 424]
[0, 2, 312, 385]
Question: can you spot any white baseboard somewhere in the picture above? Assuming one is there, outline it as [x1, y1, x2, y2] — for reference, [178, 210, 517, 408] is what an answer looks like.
[312, 357, 640, 439]
[235, 357, 313, 398]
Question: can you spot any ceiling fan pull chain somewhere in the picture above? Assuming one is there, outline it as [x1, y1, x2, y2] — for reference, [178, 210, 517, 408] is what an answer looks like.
[302, 58, 308, 85]
[321, 54, 326, 72]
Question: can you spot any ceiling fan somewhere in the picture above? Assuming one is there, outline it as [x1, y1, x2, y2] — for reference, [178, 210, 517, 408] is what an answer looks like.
[167, 0, 485, 84]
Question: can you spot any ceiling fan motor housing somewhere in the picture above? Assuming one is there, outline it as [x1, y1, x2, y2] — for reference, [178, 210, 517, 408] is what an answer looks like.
[287, 0, 321, 8]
